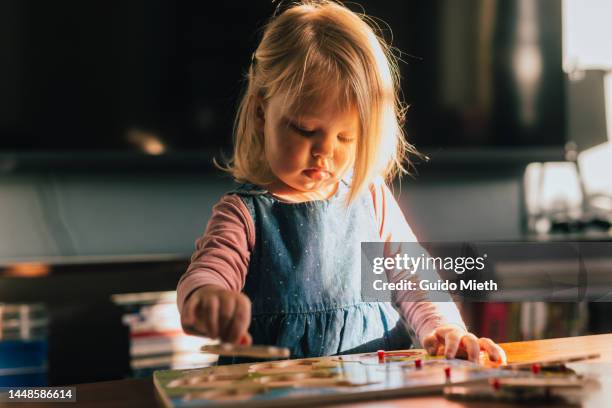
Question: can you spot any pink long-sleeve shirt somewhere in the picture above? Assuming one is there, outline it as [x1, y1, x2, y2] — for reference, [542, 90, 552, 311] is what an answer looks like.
[177, 180, 466, 346]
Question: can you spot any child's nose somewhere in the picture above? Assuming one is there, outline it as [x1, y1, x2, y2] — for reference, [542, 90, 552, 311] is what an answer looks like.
[311, 134, 335, 158]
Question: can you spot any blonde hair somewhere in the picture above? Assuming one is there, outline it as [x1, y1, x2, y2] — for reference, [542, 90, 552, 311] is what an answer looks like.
[221, 0, 417, 204]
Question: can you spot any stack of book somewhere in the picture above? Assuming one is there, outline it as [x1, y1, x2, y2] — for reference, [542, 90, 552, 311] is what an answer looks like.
[0, 303, 48, 386]
[111, 292, 217, 377]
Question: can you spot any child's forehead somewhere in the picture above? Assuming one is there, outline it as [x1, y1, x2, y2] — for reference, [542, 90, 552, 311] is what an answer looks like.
[270, 65, 358, 117]
[279, 91, 355, 119]
[284, 101, 357, 127]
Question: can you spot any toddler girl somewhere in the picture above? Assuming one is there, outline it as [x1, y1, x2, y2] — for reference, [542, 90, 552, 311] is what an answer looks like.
[178, 0, 505, 364]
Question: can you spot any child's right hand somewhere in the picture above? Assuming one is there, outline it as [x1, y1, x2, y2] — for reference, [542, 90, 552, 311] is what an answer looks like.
[181, 285, 252, 345]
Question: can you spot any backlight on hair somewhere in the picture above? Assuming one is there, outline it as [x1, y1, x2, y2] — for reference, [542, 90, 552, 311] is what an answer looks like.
[221, 0, 417, 204]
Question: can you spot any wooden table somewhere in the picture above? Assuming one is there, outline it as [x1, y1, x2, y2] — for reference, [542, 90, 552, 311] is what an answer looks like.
[19, 333, 612, 407]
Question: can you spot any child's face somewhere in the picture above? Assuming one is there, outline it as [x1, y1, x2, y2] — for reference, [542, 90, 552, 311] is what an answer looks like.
[259, 93, 358, 199]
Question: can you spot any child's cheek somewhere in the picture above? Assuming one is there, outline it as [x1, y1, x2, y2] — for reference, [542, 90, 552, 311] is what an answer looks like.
[276, 132, 308, 171]
[336, 144, 356, 171]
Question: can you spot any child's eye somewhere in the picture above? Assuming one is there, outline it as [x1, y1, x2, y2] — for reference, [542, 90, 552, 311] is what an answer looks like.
[290, 123, 317, 137]
[338, 135, 355, 143]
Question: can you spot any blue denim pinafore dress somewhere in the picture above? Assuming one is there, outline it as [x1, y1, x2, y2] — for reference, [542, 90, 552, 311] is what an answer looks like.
[227, 180, 412, 360]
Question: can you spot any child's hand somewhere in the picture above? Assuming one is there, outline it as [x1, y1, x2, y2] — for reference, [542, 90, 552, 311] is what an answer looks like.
[181, 285, 252, 345]
[422, 325, 507, 364]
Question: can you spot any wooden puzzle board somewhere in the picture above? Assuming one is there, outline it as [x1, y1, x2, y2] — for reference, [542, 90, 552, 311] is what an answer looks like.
[153, 349, 520, 407]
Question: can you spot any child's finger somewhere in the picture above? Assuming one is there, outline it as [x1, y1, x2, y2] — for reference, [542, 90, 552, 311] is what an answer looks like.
[226, 295, 251, 343]
[460, 333, 480, 362]
[433, 326, 456, 341]
[422, 333, 440, 355]
[443, 331, 461, 359]
[478, 337, 507, 364]
[201, 296, 219, 338]
[218, 295, 237, 341]
[182, 296, 208, 337]
[180, 299, 194, 330]
[180, 308, 198, 336]
[239, 333, 253, 346]
[477, 337, 498, 361]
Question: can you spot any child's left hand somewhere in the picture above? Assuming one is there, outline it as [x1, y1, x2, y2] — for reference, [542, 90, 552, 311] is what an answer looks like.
[422, 325, 507, 364]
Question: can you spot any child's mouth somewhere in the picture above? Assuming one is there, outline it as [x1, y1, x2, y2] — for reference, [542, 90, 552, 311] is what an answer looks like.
[303, 168, 331, 181]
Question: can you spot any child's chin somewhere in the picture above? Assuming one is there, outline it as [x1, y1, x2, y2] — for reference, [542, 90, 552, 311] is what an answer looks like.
[289, 175, 335, 193]
[299, 178, 328, 190]
[296, 183, 318, 192]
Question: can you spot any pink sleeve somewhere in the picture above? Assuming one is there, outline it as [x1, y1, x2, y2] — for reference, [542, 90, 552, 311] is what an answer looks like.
[370, 179, 467, 345]
[176, 194, 255, 313]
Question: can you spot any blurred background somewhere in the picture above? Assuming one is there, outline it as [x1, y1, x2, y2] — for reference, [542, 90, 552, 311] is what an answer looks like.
[1, 0, 611, 386]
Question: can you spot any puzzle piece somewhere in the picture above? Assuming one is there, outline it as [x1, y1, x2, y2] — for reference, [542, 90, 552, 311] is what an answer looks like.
[201, 343, 290, 359]
[444, 374, 592, 405]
